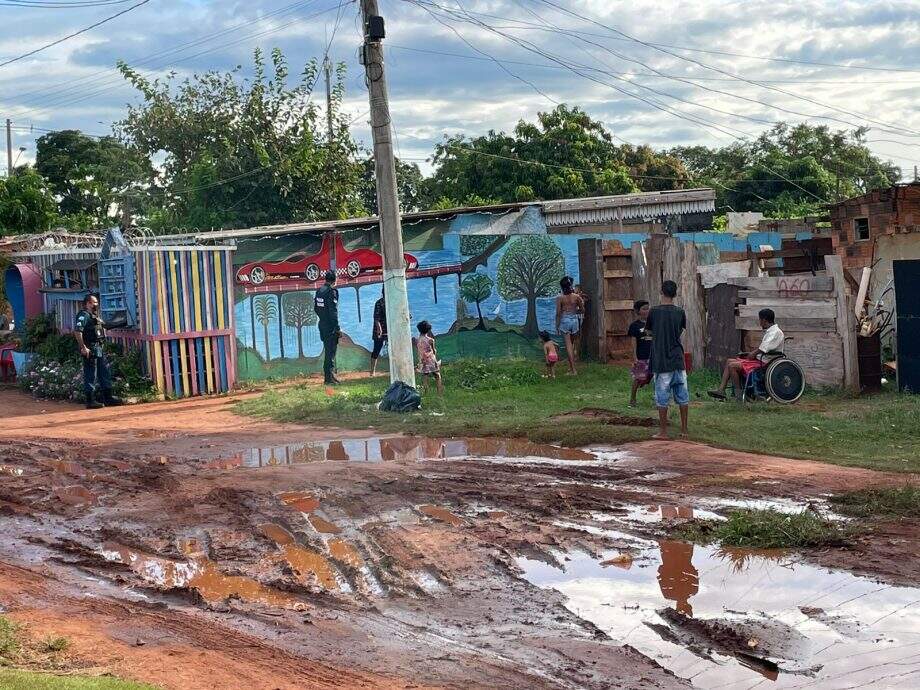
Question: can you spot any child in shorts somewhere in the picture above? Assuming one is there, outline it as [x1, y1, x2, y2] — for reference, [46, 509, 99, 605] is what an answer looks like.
[627, 300, 653, 406]
[539, 331, 559, 378]
[416, 320, 443, 395]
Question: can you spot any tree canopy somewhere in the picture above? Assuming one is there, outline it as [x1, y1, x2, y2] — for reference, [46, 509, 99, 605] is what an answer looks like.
[0, 167, 58, 235]
[670, 123, 902, 217]
[115, 48, 365, 232]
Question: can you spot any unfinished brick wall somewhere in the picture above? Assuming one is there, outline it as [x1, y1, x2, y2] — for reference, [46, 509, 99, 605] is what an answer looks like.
[830, 183, 920, 270]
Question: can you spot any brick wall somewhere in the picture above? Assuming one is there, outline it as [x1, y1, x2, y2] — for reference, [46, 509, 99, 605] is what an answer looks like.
[829, 183, 920, 270]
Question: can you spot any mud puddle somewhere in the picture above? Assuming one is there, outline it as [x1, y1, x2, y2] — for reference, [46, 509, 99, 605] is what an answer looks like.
[208, 436, 611, 468]
[515, 539, 920, 688]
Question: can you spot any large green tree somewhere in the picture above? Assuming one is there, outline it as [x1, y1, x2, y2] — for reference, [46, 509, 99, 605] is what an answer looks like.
[426, 105, 639, 204]
[0, 167, 58, 235]
[670, 123, 902, 217]
[496, 235, 564, 338]
[115, 48, 365, 232]
[35, 130, 150, 229]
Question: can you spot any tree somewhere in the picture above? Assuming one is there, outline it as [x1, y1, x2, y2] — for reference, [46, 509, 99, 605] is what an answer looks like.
[359, 157, 428, 213]
[283, 292, 316, 358]
[35, 130, 150, 228]
[424, 105, 695, 204]
[669, 122, 902, 216]
[115, 48, 365, 232]
[496, 235, 564, 337]
[460, 273, 494, 330]
[0, 167, 58, 235]
[254, 296, 277, 359]
[459, 235, 499, 257]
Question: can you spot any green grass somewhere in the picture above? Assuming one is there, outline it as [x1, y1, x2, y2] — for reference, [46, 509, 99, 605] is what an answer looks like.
[0, 618, 20, 661]
[235, 358, 920, 472]
[37, 637, 70, 654]
[0, 669, 157, 690]
[830, 485, 920, 518]
[674, 509, 850, 549]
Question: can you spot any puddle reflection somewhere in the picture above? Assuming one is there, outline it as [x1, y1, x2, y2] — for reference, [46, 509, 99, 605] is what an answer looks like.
[516, 540, 920, 688]
[208, 437, 599, 469]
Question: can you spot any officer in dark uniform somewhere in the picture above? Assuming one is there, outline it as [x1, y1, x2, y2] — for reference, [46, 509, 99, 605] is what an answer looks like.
[314, 270, 341, 385]
[74, 294, 123, 409]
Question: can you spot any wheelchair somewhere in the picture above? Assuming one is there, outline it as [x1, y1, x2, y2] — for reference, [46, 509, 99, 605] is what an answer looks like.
[727, 338, 806, 404]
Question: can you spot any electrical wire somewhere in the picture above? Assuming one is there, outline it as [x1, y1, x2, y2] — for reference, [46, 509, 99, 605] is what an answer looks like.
[0, 0, 135, 7]
[0, 0, 151, 69]
[532, 0, 920, 139]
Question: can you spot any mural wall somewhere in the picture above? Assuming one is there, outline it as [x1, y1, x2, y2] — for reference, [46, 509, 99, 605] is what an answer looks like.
[231, 208, 809, 381]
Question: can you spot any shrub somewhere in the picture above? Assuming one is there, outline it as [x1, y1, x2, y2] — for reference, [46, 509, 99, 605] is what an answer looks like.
[20, 313, 56, 352]
[18, 345, 154, 402]
[448, 359, 541, 390]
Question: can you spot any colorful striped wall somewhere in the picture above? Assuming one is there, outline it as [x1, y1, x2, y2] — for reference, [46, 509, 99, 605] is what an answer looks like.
[111, 247, 237, 398]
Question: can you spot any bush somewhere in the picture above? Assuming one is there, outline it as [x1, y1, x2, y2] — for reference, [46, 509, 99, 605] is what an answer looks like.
[20, 313, 56, 352]
[35, 332, 79, 360]
[18, 345, 154, 402]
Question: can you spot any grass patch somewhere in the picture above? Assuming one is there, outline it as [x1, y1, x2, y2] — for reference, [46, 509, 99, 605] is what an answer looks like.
[235, 358, 920, 472]
[829, 485, 920, 518]
[0, 616, 155, 690]
[0, 669, 157, 690]
[674, 509, 850, 549]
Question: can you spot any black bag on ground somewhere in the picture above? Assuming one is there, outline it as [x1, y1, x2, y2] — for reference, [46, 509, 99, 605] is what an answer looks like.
[379, 381, 421, 412]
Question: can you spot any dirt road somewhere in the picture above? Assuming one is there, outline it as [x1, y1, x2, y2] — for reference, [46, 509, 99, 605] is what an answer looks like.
[1, 388, 918, 689]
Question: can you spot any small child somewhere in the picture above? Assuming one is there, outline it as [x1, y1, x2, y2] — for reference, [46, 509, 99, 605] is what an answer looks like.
[627, 300, 653, 406]
[539, 330, 559, 378]
[416, 320, 443, 395]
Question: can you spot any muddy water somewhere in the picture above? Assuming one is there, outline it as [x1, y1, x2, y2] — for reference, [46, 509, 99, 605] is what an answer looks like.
[101, 543, 300, 607]
[516, 539, 920, 688]
[211, 436, 604, 468]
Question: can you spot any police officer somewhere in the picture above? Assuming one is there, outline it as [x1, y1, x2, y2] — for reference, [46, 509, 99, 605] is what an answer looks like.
[314, 270, 341, 385]
[74, 294, 122, 409]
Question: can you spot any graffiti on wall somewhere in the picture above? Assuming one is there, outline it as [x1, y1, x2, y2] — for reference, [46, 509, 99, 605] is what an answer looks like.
[232, 210, 587, 380]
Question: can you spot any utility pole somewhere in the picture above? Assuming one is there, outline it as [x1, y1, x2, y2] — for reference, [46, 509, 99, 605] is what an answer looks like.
[5, 119, 12, 176]
[359, 0, 415, 388]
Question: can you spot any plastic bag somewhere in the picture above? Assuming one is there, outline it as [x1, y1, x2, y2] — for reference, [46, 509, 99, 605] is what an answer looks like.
[378, 381, 421, 412]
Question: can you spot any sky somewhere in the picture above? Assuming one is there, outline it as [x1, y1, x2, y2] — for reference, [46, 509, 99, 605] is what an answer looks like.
[1, 0, 919, 178]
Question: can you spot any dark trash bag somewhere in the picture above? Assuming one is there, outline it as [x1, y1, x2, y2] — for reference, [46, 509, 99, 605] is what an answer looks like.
[379, 381, 421, 412]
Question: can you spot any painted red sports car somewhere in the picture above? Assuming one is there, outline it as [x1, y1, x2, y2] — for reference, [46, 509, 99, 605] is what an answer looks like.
[236, 234, 418, 285]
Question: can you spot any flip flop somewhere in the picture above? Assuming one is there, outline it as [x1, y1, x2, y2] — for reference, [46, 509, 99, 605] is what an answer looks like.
[707, 390, 727, 400]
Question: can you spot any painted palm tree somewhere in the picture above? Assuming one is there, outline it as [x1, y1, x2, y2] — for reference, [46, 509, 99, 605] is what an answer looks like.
[253, 295, 277, 360]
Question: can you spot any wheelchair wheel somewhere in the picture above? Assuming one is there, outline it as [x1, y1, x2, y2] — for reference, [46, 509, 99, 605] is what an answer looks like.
[764, 357, 805, 404]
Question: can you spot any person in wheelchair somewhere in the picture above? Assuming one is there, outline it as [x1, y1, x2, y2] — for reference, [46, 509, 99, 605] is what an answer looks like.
[708, 308, 784, 401]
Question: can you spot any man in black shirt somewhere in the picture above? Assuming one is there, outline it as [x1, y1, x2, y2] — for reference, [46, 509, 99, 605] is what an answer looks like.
[74, 294, 122, 409]
[369, 286, 387, 377]
[314, 270, 341, 385]
[645, 280, 689, 439]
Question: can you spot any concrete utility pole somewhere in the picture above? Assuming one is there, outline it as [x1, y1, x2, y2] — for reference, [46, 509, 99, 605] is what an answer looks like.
[359, 0, 416, 388]
[324, 57, 335, 142]
[5, 119, 12, 176]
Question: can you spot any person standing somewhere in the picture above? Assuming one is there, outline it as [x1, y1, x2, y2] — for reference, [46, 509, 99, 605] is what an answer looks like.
[645, 280, 689, 439]
[627, 300, 653, 407]
[74, 294, 122, 409]
[369, 286, 387, 377]
[555, 276, 584, 376]
[314, 270, 341, 385]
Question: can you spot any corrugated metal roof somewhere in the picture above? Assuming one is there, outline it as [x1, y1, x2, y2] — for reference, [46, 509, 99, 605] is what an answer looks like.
[542, 189, 716, 226]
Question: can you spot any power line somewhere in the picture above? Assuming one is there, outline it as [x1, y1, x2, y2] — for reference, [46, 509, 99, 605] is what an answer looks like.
[0, 0, 136, 8]
[387, 44, 920, 85]
[0, 0, 151, 69]
[533, 0, 920, 139]
[1, 0, 321, 118]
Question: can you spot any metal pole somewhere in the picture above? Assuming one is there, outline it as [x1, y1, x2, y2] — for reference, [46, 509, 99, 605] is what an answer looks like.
[324, 57, 335, 142]
[5, 119, 12, 176]
[359, 0, 416, 387]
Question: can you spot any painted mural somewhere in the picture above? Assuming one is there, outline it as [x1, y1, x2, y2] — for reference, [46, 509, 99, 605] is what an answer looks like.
[231, 207, 813, 381]
[232, 208, 590, 380]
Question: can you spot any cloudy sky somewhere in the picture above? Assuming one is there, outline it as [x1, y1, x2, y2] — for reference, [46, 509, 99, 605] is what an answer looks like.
[2, 0, 919, 177]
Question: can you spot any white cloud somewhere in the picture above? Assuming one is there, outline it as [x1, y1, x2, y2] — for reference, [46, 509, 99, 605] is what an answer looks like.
[1, 0, 918, 176]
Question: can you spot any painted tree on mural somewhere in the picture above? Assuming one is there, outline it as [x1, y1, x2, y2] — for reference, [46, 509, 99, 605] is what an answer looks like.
[460, 273, 494, 330]
[254, 296, 277, 360]
[496, 236, 564, 338]
[283, 292, 317, 359]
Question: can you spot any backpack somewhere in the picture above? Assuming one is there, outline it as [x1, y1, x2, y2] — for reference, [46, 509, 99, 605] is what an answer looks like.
[378, 381, 421, 412]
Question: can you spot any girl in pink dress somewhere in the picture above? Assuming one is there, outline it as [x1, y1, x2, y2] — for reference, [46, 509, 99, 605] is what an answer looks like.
[416, 321, 443, 395]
